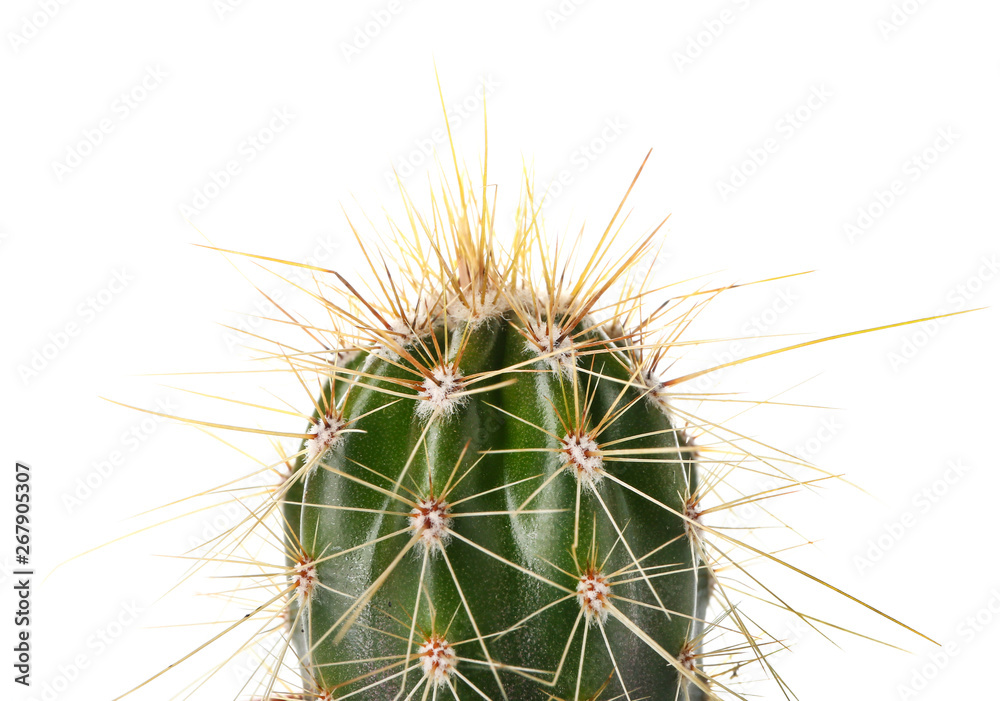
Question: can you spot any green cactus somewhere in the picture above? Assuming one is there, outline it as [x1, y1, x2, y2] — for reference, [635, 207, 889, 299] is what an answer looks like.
[288, 307, 708, 699]
[251, 148, 733, 699]
[109, 145, 944, 701]
[265, 157, 933, 699]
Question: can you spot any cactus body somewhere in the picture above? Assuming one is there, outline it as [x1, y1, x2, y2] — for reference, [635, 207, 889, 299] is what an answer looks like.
[109, 149, 938, 701]
[287, 310, 706, 699]
[101, 122, 944, 701]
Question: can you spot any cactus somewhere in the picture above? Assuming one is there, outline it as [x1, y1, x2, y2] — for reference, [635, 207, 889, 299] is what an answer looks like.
[261, 152, 930, 698]
[108, 141, 948, 701]
[286, 236, 709, 699]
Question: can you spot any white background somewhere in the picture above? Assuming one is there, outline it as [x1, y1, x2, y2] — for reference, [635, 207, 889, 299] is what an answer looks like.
[2, 1, 999, 700]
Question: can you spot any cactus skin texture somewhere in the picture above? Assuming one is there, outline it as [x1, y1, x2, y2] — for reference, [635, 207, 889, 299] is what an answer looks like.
[289, 314, 708, 699]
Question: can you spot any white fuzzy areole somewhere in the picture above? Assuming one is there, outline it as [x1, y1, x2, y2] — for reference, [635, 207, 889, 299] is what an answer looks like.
[372, 312, 437, 359]
[293, 556, 317, 603]
[409, 497, 452, 552]
[447, 287, 508, 328]
[561, 433, 604, 488]
[678, 643, 698, 672]
[306, 415, 346, 461]
[389, 315, 420, 340]
[525, 321, 576, 374]
[418, 635, 457, 686]
[416, 365, 466, 419]
[577, 570, 611, 625]
[640, 368, 673, 415]
[684, 498, 704, 541]
[514, 288, 575, 316]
